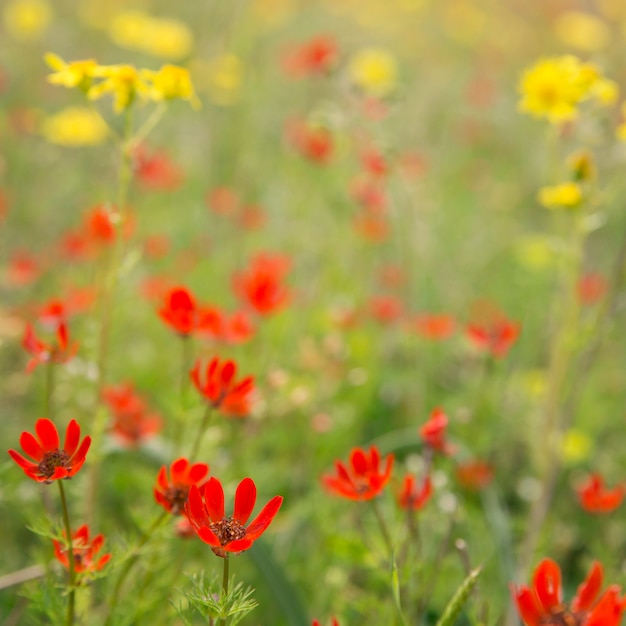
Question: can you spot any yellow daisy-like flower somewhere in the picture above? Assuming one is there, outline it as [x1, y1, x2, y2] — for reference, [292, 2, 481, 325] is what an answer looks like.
[348, 47, 398, 98]
[42, 106, 108, 146]
[142, 65, 199, 107]
[88, 64, 151, 113]
[3, 0, 51, 41]
[537, 182, 583, 210]
[44, 53, 98, 93]
[518, 56, 598, 124]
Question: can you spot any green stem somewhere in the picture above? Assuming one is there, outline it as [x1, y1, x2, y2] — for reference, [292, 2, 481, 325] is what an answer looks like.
[219, 556, 230, 626]
[103, 511, 168, 626]
[371, 498, 394, 556]
[58, 481, 75, 626]
[189, 404, 213, 460]
[180, 336, 192, 407]
[127, 103, 167, 152]
[45, 361, 55, 419]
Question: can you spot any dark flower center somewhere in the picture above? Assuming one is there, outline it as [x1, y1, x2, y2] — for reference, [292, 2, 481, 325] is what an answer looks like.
[547, 605, 581, 626]
[38, 449, 71, 479]
[209, 516, 247, 546]
[164, 485, 190, 515]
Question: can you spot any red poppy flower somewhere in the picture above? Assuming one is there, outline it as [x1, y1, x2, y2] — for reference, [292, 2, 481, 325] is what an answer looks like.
[8, 418, 91, 483]
[22, 322, 78, 373]
[53, 524, 111, 574]
[286, 119, 334, 164]
[397, 474, 433, 511]
[282, 35, 338, 77]
[5, 250, 40, 286]
[466, 317, 520, 358]
[577, 273, 607, 306]
[577, 474, 625, 514]
[221, 310, 256, 344]
[190, 357, 256, 417]
[322, 446, 394, 501]
[312, 619, 340, 626]
[133, 144, 183, 191]
[158, 286, 199, 336]
[233, 254, 291, 316]
[512, 558, 625, 626]
[420, 408, 454, 455]
[185, 477, 283, 558]
[368, 295, 404, 324]
[350, 177, 387, 211]
[154, 458, 210, 515]
[353, 212, 389, 242]
[455, 460, 494, 491]
[410, 314, 456, 340]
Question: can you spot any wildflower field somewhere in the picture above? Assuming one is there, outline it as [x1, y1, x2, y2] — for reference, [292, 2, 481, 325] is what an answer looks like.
[3, 0, 626, 624]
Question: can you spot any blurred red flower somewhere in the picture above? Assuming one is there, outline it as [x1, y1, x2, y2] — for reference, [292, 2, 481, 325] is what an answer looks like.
[512, 558, 625, 626]
[312, 620, 340, 626]
[133, 144, 183, 191]
[158, 286, 199, 336]
[466, 316, 520, 358]
[233, 253, 291, 316]
[286, 119, 334, 164]
[397, 474, 433, 511]
[190, 357, 256, 416]
[369, 295, 404, 324]
[206, 186, 239, 215]
[154, 457, 210, 515]
[282, 35, 338, 77]
[5, 250, 40, 286]
[8, 418, 91, 483]
[455, 460, 494, 491]
[577, 474, 625, 514]
[410, 314, 456, 340]
[53, 524, 111, 574]
[322, 446, 394, 501]
[185, 477, 283, 558]
[22, 322, 78, 373]
[420, 408, 454, 455]
[353, 212, 389, 242]
[577, 273, 607, 306]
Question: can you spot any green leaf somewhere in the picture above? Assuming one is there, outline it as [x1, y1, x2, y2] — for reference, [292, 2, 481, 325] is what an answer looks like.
[435, 567, 482, 626]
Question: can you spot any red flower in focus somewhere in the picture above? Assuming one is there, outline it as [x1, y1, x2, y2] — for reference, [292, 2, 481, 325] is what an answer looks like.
[410, 314, 456, 340]
[455, 460, 494, 491]
[577, 474, 625, 514]
[322, 446, 394, 501]
[233, 253, 291, 316]
[466, 316, 520, 358]
[53, 524, 111, 574]
[158, 286, 199, 336]
[397, 474, 433, 511]
[8, 418, 91, 483]
[185, 477, 283, 558]
[190, 357, 256, 416]
[512, 558, 625, 626]
[154, 457, 210, 515]
[286, 119, 334, 164]
[22, 322, 78, 373]
[369, 295, 404, 324]
[133, 144, 183, 191]
[102, 383, 162, 448]
[578, 273, 607, 306]
[420, 408, 454, 455]
[283, 35, 338, 77]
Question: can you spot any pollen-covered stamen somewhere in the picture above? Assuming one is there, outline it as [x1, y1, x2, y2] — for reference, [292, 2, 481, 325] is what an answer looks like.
[164, 485, 190, 515]
[37, 449, 71, 479]
[209, 516, 246, 546]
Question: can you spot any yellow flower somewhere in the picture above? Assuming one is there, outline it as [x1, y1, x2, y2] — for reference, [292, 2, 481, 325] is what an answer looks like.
[3, 0, 51, 41]
[42, 107, 108, 146]
[44, 53, 98, 92]
[142, 65, 200, 108]
[515, 235, 556, 271]
[537, 182, 583, 210]
[88, 64, 151, 113]
[348, 47, 398, 98]
[561, 429, 591, 464]
[518, 56, 598, 124]
[591, 77, 619, 106]
[554, 11, 610, 52]
[108, 11, 192, 59]
[567, 150, 596, 182]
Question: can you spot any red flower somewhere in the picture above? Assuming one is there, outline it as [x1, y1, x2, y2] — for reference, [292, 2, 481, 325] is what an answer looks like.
[206, 186, 239, 215]
[397, 474, 433, 511]
[185, 477, 283, 558]
[368, 295, 404, 324]
[158, 286, 199, 336]
[22, 322, 77, 373]
[512, 558, 625, 626]
[353, 212, 389, 242]
[154, 458, 210, 515]
[133, 144, 183, 191]
[577, 273, 607, 306]
[8, 418, 91, 483]
[322, 446, 394, 501]
[282, 35, 338, 77]
[410, 314, 456, 340]
[5, 250, 40, 286]
[190, 357, 256, 417]
[312, 619, 340, 626]
[466, 317, 520, 358]
[286, 119, 334, 164]
[577, 474, 625, 514]
[420, 408, 454, 455]
[53, 524, 111, 574]
[233, 253, 291, 316]
[455, 460, 494, 491]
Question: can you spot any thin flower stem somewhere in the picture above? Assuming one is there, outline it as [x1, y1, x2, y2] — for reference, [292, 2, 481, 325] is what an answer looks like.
[103, 511, 168, 626]
[58, 480, 75, 626]
[127, 103, 167, 152]
[189, 404, 213, 460]
[45, 361, 55, 419]
[371, 498, 394, 557]
[180, 336, 192, 406]
[219, 556, 230, 626]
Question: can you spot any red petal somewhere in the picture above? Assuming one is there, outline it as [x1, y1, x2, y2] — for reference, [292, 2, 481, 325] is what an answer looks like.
[197, 526, 221, 547]
[64, 420, 80, 457]
[35, 418, 59, 451]
[512, 585, 543, 626]
[156, 466, 169, 490]
[220, 361, 236, 387]
[350, 448, 368, 476]
[19, 431, 44, 461]
[234, 478, 256, 525]
[188, 463, 209, 484]
[533, 559, 561, 613]
[8, 449, 39, 473]
[171, 458, 189, 484]
[186, 484, 210, 526]
[205, 477, 225, 521]
[70, 435, 91, 466]
[572, 561, 603, 612]
[245, 495, 283, 539]
[224, 537, 254, 553]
